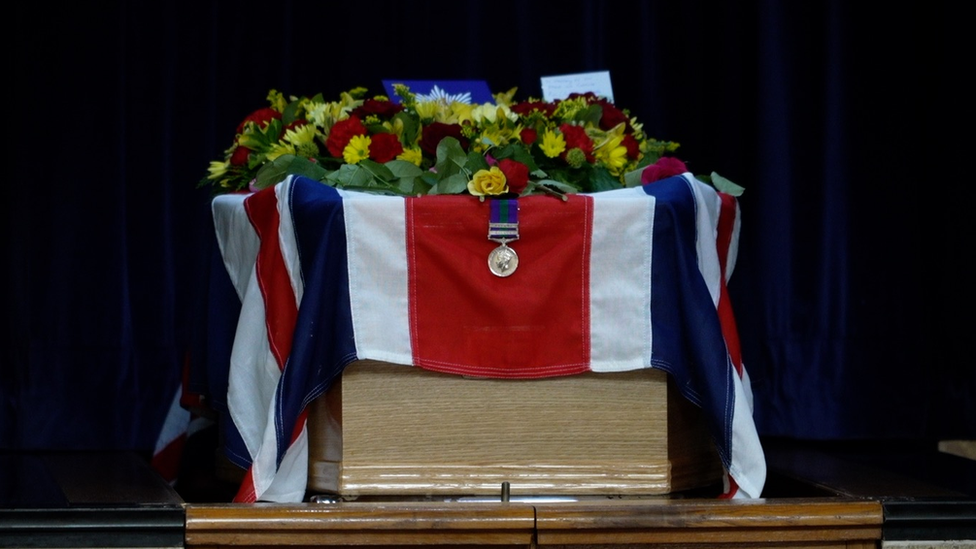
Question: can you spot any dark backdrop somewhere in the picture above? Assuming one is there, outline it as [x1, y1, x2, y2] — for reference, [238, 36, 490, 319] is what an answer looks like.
[5, 2, 971, 457]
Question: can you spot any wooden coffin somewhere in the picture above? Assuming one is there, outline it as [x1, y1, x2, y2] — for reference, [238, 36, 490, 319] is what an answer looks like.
[307, 360, 723, 498]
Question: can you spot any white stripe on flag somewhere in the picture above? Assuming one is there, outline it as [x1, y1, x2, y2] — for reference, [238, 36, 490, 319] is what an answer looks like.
[684, 174, 725, 307]
[248, 392, 308, 502]
[343, 192, 412, 365]
[277, 177, 304, 306]
[588, 187, 655, 372]
[728, 365, 765, 498]
[212, 193, 257, 301]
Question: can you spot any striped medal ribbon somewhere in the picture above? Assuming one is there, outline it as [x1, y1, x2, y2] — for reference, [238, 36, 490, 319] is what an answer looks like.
[487, 199, 519, 277]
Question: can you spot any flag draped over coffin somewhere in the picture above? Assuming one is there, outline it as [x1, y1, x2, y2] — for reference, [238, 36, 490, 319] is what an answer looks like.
[211, 173, 765, 503]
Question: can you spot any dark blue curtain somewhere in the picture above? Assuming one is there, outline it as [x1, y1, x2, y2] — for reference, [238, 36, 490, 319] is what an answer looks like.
[5, 1, 971, 455]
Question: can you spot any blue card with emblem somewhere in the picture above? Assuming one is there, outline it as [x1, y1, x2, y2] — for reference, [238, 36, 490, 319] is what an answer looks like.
[383, 80, 494, 105]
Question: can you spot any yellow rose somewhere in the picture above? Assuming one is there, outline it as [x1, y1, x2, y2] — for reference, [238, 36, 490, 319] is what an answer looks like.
[467, 166, 508, 196]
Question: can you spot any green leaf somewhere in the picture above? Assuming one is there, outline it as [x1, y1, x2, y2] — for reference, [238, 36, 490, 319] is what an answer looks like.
[282, 99, 303, 125]
[623, 167, 644, 188]
[327, 163, 376, 188]
[399, 176, 431, 196]
[710, 171, 745, 197]
[430, 173, 469, 195]
[493, 143, 540, 172]
[464, 151, 490, 173]
[357, 159, 395, 182]
[534, 179, 579, 195]
[385, 159, 424, 179]
[434, 137, 468, 178]
[393, 111, 420, 144]
[575, 104, 603, 126]
[588, 167, 623, 193]
[636, 153, 658, 170]
[420, 172, 440, 188]
[254, 155, 329, 189]
[383, 160, 426, 195]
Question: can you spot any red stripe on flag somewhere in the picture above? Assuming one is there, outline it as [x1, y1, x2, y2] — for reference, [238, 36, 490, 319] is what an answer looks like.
[233, 470, 258, 503]
[150, 433, 185, 484]
[718, 475, 740, 499]
[714, 192, 742, 377]
[245, 188, 297, 371]
[407, 195, 592, 378]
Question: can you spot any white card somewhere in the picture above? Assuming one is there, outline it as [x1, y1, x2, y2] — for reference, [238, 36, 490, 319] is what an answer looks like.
[540, 71, 614, 102]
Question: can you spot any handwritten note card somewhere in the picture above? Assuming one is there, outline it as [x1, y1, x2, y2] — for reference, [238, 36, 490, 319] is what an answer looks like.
[540, 71, 614, 102]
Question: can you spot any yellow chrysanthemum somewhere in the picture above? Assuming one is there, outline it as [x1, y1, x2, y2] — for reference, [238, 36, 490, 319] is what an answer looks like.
[540, 130, 567, 158]
[397, 147, 423, 166]
[414, 101, 439, 121]
[343, 135, 371, 164]
[467, 166, 508, 196]
[283, 124, 317, 147]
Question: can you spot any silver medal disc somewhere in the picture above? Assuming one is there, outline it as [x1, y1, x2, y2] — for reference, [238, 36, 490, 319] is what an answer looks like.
[488, 244, 519, 277]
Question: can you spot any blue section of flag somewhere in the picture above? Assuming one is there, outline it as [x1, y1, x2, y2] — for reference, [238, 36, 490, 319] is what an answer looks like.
[643, 175, 735, 468]
[273, 181, 359, 467]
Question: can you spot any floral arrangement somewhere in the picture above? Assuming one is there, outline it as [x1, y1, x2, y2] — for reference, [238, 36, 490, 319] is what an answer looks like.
[202, 85, 742, 198]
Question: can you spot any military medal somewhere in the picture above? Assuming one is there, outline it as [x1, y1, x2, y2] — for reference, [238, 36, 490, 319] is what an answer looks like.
[487, 199, 519, 277]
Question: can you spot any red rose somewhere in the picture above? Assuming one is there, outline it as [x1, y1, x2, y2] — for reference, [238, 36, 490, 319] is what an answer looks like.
[352, 98, 404, 119]
[621, 134, 640, 159]
[520, 127, 538, 146]
[229, 145, 252, 167]
[640, 157, 688, 184]
[325, 116, 367, 158]
[419, 122, 468, 157]
[498, 158, 529, 195]
[368, 132, 404, 163]
[598, 102, 629, 131]
[559, 124, 595, 162]
[236, 107, 281, 134]
[511, 100, 557, 118]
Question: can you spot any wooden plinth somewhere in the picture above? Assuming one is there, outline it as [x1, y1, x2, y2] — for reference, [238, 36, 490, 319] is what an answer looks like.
[184, 498, 883, 548]
[185, 502, 537, 548]
[532, 498, 884, 548]
[307, 360, 722, 498]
